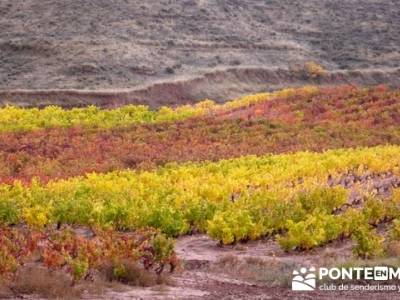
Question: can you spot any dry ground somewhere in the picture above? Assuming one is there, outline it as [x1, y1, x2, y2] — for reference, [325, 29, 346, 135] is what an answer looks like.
[4, 235, 400, 299]
[98, 235, 400, 300]
[0, 0, 399, 107]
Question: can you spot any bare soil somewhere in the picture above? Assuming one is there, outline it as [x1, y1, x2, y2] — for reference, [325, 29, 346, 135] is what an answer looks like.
[6, 235, 399, 299]
[1, 68, 400, 108]
[1, 0, 399, 107]
[96, 235, 398, 299]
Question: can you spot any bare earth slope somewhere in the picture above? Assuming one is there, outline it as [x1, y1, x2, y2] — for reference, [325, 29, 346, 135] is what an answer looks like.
[0, 0, 399, 102]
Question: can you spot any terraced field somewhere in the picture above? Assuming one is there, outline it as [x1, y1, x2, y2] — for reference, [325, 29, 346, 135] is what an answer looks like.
[1, 85, 400, 299]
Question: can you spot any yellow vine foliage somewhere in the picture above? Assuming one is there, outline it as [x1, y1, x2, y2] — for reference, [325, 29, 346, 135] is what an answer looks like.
[0, 145, 399, 240]
[0, 86, 319, 132]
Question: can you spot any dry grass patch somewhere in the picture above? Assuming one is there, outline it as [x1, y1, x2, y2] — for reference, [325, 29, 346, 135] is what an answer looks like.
[5, 265, 117, 299]
[99, 260, 173, 287]
[215, 255, 296, 287]
[10, 265, 84, 299]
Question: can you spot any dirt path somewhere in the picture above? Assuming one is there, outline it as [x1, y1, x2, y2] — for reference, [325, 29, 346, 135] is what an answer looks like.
[11, 234, 400, 299]
[100, 235, 398, 299]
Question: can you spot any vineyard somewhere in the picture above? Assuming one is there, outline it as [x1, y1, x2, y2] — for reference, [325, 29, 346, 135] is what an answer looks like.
[1, 85, 400, 297]
[1, 86, 400, 184]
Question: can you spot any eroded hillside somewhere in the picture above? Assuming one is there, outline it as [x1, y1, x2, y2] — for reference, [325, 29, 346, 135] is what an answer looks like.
[0, 0, 399, 92]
